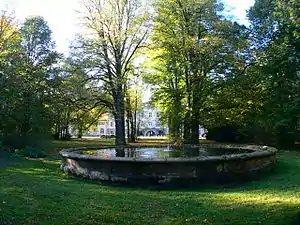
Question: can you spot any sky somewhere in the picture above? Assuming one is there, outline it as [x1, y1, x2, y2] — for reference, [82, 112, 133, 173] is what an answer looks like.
[0, 0, 255, 54]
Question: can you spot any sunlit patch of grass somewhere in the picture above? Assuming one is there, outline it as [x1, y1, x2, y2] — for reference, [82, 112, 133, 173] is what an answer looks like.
[214, 192, 300, 208]
[55, 179, 72, 183]
[8, 167, 51, 175]
[40, 158, 60, 165]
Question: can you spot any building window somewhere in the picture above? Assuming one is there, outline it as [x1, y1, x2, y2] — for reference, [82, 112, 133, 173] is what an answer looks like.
[99, 121, 106, 125]
[110, 122, 113, 127]
[100, 128, 104, 134]
[148, 122, 152, 127]
[149, 112, 152, 118]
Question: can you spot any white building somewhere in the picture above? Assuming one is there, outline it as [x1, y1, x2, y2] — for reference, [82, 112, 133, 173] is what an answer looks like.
[84, 104, 167, 137]
[83, 104, 205, 137]
[137, 104, 167, 136]
[98, 113, 116, 136]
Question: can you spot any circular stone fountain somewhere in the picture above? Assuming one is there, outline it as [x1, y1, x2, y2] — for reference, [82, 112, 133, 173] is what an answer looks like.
[60, 144, 277, 187]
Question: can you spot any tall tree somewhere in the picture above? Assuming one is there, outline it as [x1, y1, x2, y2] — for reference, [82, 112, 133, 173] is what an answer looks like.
[125, 75, 144, 143]
[64, 60, 108, 139]
[143, 50, 185, 143]
[17, 16, 60, 141]
[78, 0, 151, 145]
[1, 15, 61, 148]
[150, 0, 248, 144]
[0, 11, 22, 146]
[248, 0, 300, 147]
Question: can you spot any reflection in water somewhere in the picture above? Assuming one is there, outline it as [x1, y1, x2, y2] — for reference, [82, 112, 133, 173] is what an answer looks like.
[116, 148, 125, 157]
[79, 147, 253, 159]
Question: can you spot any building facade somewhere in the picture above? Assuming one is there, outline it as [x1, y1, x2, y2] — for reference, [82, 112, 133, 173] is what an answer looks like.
[84, 105, 167, 137]
[136, 105, 167, 136]
[84, 105, 205, 137]
[97, 113, 116, 136]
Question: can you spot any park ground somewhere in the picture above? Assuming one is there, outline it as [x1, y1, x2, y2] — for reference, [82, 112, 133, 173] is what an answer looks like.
[1, 138, 300, 225]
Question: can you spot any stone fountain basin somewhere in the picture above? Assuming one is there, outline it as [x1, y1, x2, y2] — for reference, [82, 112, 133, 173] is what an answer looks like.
[59, 144, 277, 187]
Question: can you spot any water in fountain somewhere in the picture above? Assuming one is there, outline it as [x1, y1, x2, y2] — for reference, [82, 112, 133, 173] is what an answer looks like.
[78, 146, 253, 159]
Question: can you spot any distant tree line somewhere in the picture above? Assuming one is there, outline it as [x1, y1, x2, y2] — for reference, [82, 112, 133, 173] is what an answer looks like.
[0, 14, 106, 148]
[0, 0, 299, 149]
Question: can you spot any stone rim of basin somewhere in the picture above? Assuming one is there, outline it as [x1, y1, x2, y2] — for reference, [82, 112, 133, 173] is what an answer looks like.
[59, 144, 277, 163]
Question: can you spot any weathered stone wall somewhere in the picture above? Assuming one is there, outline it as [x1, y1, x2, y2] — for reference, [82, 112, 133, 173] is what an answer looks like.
[60, 144, 277, 187]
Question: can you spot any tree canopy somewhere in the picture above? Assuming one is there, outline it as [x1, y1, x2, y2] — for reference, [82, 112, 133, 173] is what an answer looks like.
[1, 0, 299, 149]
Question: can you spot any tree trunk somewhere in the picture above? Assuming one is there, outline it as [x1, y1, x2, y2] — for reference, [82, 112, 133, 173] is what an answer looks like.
[20, 92, 31, 138]
[126, 118, 130, 141]
[190, 115, 199, 145]
[114, 88, 126, 146]
[77, 126, 83, 138]
[169, 107, 181, 142]
[183, 112, 191, 143]
[133, 109, 137, 141]
[126, 108, 135, 143]
[190, 81, 201, 145]
[183, 68, 192, 144]
[130, 117, 136, 143]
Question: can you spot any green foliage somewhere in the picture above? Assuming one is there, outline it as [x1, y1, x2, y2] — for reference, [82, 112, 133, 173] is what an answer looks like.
[1, 0, 299, 149]
[15, 146, 47, 158]
[244, 0, 300, 147]
[50, 56, 109, 140]
[202, 0, 300, 148]
[147, 0, 299, 148]
[147, 0, 248, 144]
[125, 76, 145, 142]
[0, 14, 60, 148]
[76, 0, 152, 145]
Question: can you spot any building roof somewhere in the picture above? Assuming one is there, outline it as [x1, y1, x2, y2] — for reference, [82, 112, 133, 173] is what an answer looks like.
[99, 113, 110, 121]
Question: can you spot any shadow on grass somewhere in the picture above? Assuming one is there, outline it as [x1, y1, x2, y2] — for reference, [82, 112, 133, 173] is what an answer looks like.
[1, 170, 300, 225]
[0, 152, 23, 168]
[1, 152, 300, 225]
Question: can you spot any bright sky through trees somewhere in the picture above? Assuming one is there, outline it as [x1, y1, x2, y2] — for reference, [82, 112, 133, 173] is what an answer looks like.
[0, 0, 254, 53]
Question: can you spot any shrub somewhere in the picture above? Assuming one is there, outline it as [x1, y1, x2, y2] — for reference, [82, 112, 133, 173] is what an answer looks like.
[15, 146, 47, 158]
[0, 136, 3, 150]
[206, 126, 238, 142]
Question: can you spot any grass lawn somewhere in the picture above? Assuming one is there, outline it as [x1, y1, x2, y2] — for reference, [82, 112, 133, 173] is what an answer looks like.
[1, 140, 300, 225]
[43, 138, 115, 155]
